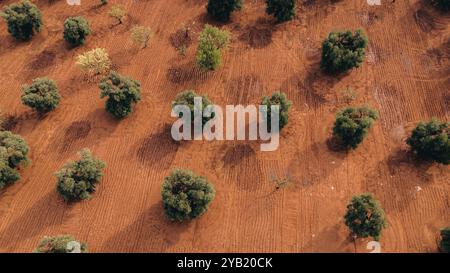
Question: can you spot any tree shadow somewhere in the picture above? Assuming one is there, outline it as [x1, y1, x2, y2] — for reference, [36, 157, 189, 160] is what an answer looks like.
[0, 191, 68, 248]
[0, 113, 20, 132]
[281, 64, 346, 110]
[22, 40, 75, 81]
[417, 0, 450, 15]
[28, 49, 56, 70]
[5, 111, 47, 135]
[136, 123, 180, 169]
[169, 26, 193, 50]
[102, 202, 191, 252]
[238, 17, 275, 49]
[166, 61, 213, 85]
[55, 108, 120, 156]
[300, 0, 342, 23]
[326, 136, 349, 152]
[63, 120, 92, 143]
[363, 148, 446, 213]
[221, 143, 263, 192]
[0, 33, 31, 58]
[287, 141, 346, 189]
[413, 0, 448, 32]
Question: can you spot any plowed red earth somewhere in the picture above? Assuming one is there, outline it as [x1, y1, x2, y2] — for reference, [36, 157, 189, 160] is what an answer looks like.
[0, 0, 449, 252]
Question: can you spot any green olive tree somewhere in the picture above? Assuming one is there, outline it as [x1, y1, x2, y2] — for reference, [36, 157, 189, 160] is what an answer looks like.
[161, 169, 215, 221]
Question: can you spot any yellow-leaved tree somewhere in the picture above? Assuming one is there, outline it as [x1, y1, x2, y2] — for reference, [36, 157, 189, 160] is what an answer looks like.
[76, 48, 111, 76]
[108, 5, 126, 25]
[130, 25, 152, 49]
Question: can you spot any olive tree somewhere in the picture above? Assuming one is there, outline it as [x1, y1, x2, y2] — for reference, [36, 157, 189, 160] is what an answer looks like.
[34, 235, 88, 253]
[207, 0, 242, 22]
[196, 25, 230, 71]
[0, 130, 29, 169]
[161, 169, 215, 221]
[321, 30, 368, 74]
[0, 149, 20, 190]
[99, 71, 141, 118]
[130, 25, 152, 49]
[333, 106, 379, 149]
[76, 48, 111, 75]
[63, 16, 91, 46]
[108, 5, 126, 25]
[0, 131, 29, 190]
[439, 227, 450, 253]
[56, 149, 106, 201]
[21, 77, 61, 113]
[197, 42, 222, 71]
[260, 92, 292, 132]
[172, 90, 215, 126]
[199, 24, 231, 49]
[266, 0, 296, 22]
[406, 119, 449, 165]
[1, 0, 42, 41]
[344, 194, 387, 241]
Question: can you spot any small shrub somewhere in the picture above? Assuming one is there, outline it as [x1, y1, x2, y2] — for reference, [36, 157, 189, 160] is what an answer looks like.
[0, 130, 29, 169]
[0, 131, 29, 190]
[321, 30, 368, 74]
[100, 0, 108, 5]
[196, 25, 230, 71]
[439, 227, 450, 253]
[333, 106, 379, 149]
[406, 119, 449, 165]
[270, 175, 292, 191]
[260, 92, 292, 132]
[178, 45, 187, 57]
[199, 24, 231, 50]
[76, 48, 111, 75]
[161, 169, 215, 221]
[108, 5, 126, 25]
[1, 0, 42, 41]
[430, 0, 450, 11]
[344, 194, 386, 241]
[99, 71, 141, 118]
[21, 77, 60, 113]
[207, 0, 242, 22]
[340, 87, 357, 104]
[266, 0, 296, 22]
[130, 25, 152, 49]
[0, 111, 16, 132]
[63, 16, 91, 46]
[197, 42, 222, 71]
[56, 149, 106, 201]
[0, 149, 20, 190]
[35, 235, 88, 253]
[172, 90, 215, 126]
